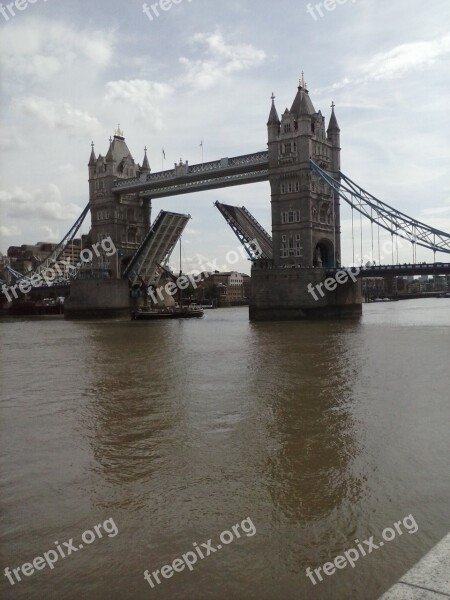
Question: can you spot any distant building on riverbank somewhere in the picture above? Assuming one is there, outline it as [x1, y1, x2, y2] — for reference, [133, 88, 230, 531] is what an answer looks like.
[5, 236, 90, 278]
[200, 271, 251, 305]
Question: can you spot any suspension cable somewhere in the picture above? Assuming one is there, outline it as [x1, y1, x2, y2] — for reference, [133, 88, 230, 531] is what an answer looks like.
[360, 209, 363, 265]
[378, 221, 381, 265]
[351, 206, 355, 265]
[371, 207, 374, 263]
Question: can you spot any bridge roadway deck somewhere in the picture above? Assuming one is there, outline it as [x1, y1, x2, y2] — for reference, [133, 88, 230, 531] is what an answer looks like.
[112, 151, 269, 197]
[328, 263, 450, 277]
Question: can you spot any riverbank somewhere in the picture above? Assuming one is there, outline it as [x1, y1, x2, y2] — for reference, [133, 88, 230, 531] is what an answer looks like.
[379, 532, 450, 599]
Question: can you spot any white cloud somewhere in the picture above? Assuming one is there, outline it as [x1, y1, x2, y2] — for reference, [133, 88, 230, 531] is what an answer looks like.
[40, 226, 60, 241]
[364, 34, 450, 81]
[0, 225, 21, 238]
[328, 33, 450, 90]
[180, 32, 266, 90]
[105, 80, 173, 128]
[20, 97, 101, 136]
[0, 20, 114, 87]
[0, 185, 80, 222]
[0, 126, 27, 151]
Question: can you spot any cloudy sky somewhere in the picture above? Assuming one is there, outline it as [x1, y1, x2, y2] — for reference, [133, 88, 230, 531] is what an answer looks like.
[1, 0, 450, 272]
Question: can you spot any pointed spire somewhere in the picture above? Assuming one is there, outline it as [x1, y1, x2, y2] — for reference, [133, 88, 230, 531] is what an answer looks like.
[88, 141, 96, 166]
[267, 92, 280, 126]
[291, 75, 315, 116]
[141, 146, 150, 173]
[327, 101, 340, 132]
[106, 135, 114, 161]
[299, 92, 311, 117]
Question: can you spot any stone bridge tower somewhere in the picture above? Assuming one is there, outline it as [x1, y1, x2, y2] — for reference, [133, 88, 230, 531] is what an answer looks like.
[267, 76, 341, 269]
[249, 77, 361, 321]
[88, 127, 151, 276]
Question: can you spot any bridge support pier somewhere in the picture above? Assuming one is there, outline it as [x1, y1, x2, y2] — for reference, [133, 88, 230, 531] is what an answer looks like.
[249, 265, 362, 321]
[64, 279, 130, 320]
[384, 274, 398, 298]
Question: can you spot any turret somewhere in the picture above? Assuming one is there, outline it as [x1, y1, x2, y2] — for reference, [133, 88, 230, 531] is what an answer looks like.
[327, 102, 341, 174]
[88, 142, 97, 179]
[267, 93, 280, 165]
[327, 102, 340, 146]
[267, 93, 280, 141]
[141, 147, 151, 174]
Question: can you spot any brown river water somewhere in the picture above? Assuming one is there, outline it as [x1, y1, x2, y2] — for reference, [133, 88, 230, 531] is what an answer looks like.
[1, 298, 449, 600]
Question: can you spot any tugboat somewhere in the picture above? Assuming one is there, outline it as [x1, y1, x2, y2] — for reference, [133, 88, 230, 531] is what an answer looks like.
[172, 303, 204, 319]
[132, 307, 176, 320]
[132, 303, 204, 320]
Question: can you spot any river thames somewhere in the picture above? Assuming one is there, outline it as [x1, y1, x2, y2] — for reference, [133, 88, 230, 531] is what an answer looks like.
[1, 299, 449, 599]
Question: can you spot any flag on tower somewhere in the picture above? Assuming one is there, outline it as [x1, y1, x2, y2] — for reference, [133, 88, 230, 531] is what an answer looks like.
[162, 148, 166, 159]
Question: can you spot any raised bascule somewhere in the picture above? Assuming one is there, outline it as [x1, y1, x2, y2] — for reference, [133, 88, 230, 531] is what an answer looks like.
[7, 77, 450, 319]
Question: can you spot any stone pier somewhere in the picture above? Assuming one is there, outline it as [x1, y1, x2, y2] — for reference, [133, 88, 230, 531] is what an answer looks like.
[250, 265, 362, 321]
[64, 279, 130, 319]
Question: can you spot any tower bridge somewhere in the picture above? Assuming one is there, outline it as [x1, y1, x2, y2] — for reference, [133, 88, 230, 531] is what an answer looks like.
[4, 77, 450, 320]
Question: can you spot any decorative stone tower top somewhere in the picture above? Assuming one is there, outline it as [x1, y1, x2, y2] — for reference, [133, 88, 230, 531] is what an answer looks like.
[88, 132, 152, 277]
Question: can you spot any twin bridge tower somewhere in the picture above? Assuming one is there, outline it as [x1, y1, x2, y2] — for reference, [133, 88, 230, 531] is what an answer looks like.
[84, 78, 361, 320]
